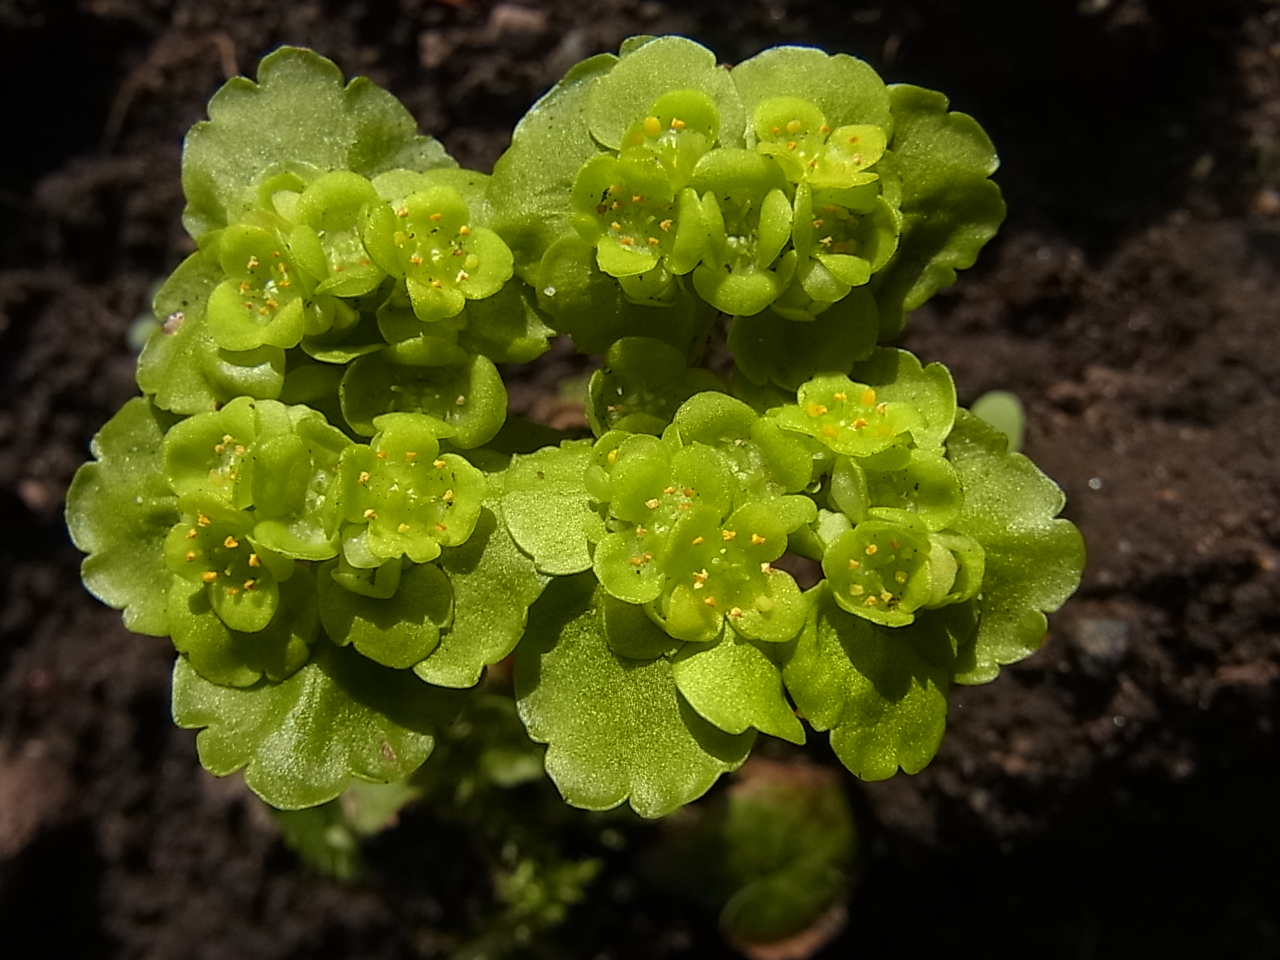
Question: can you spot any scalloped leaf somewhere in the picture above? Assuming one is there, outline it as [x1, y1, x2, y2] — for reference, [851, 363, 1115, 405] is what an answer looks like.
[317, 561, 452, 670]
[502, 440, 597, 575]
[414, 504, 549, 689]
[587, 36, 746, 152]
[515, 575, 754, 817]
[671, 630, 805, 743]
[489, 52, 617, 276]
[783, 585, 970, 780]
[945, 411, 1085, 684]
[173, 639, 463, 809]
[870, 85, 1005, 338]
[66, 397, 178, 636]
[730, 45, 893, 139]
[182, 47, 454, 239]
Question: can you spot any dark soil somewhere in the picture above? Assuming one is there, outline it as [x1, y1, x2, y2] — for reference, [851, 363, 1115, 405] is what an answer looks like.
[3, 0, 1279, 957]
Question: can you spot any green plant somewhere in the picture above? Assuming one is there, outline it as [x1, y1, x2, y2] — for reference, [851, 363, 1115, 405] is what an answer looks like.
[67, 38, 1084, 820]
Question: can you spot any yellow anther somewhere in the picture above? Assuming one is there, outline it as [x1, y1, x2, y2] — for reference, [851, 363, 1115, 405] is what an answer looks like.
[222, 435, 233, 444]
[865, 544, 878, 556]
[833, 391, 847, 402]
[610, 221, 622, 231]
[786, 119, 802, 134]
[396, 206, 409, 217]
[889, 539, 900, 550]
[864, 596, 879, 606]
[848, 559, 861, 570]
[635, 526, 647, 537]
[436, 522, 448, 532]
[404, 451, 417, 461]
[647, 237, 661, 246]
[876, 402, 889, 416]
[409, 253, 424, 266]
[234, 445, 246, 456]
[852, 418, 868, 429]
[186, 528, 198, 539]
[682, 487, 695, 497]
[243, 579, 257, 591]
[642, 552, 653, 562]
[442, 489, 454, 504]
[848, 134, 860, 144]
[760, 562, 773, 573]
[819, 235, 834, 247]
[895, 571, 908, 583]
[398, 523, 411, 534]
[227, 587, 241, 596]
[821, 424, 840, 439]
[618, 237, 634, 246]
[729, 607, 744, 618]
[751, 533, 766, 545]
[433, 459, 447, 469]
[820, 124, 832, 135]
[849, 584, 865, 596]
[861, 387, 877, 407]
[692, 536, 704, 545]
[456, 269, 470, 282]
[693, 569, 709, 583]
[358, 471, 370, 484]
[201, 571, 218, 583]
[678, 503, 690, 510]
[248, 554, 260, 568]
[197, 514, 212, 527]
[430, 212, 443, 222]
[377, 450, 388, 459]
[659, 219, 673, 231]
[786, 141, 797, 151]
[632, 194, 644, 204]
[456, 394, 467, 405]
[214, 444, 224, 454]
[671, 118, 686, 130]
[722, 530, 737, 541]
[664, 486, 677, 495]
[459, 225, 472, 235]
[430, 279, 443, 288]
[246, 255, 259, 270]
[363, 508, 377, 519]
[238, 281, 250, 294]
[606, 449, 618, 465]
[771, 126, 781, 136]
[629, 556, 644, 566]
[702, 596, 716, 607]
[812, 219, 824, 229]
[243, 302, 254, 311]
[645, 498, 660, 509]
[223, 535, 239, 549]
[184, 551, 197, 562]
[805, 402, 828, 418]
[881, 591, 894, 602]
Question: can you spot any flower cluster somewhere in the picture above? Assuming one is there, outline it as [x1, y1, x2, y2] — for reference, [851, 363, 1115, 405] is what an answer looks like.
[68, 42, 1082, 819]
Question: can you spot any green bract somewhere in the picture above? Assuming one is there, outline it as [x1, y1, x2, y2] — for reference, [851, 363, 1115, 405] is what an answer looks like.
[67, 41, 1081, 821]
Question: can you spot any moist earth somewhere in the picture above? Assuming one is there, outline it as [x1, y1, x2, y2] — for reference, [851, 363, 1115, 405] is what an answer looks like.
[1, 1, 1278, 957]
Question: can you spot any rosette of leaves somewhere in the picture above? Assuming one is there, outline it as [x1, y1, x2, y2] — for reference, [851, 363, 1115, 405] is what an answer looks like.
[68, 40, 1082, 825]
